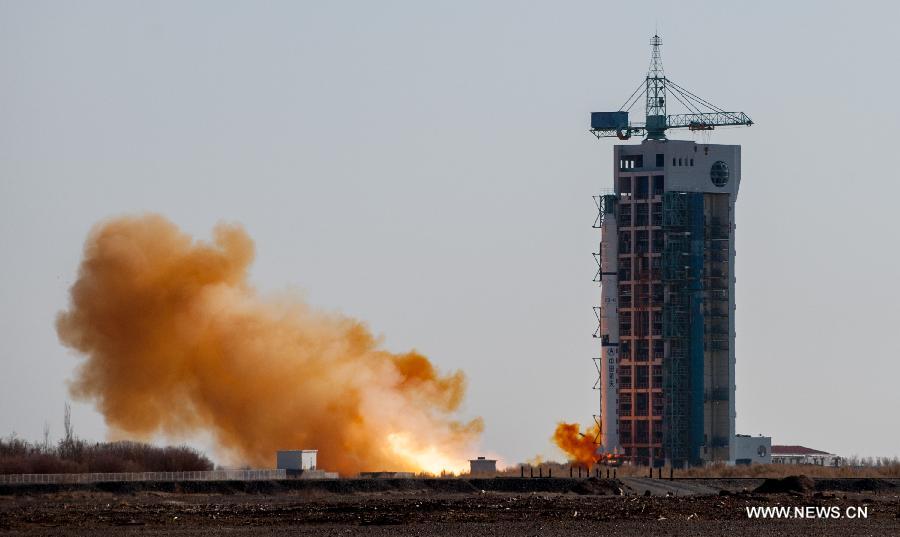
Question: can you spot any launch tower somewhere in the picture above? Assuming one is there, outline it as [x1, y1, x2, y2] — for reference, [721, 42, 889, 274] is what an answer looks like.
[591, 35, 752, 466]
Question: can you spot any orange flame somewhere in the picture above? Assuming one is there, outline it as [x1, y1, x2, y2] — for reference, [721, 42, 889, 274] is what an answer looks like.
[56, 214, 482, 475]
[552, 422, 599, 466]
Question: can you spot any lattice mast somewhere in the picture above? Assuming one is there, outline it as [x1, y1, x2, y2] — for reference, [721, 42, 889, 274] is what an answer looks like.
[645, 34, 667, 140]
[590, 35, 753, 140]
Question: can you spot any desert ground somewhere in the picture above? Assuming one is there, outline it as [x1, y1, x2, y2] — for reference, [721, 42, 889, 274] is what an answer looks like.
[1, 476, 898, 536]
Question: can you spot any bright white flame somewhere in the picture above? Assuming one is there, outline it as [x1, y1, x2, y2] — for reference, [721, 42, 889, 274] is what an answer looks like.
[387, 432, 468, 475]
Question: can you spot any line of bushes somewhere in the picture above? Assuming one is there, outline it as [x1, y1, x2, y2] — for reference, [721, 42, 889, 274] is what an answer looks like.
[0, 405, 212, 474]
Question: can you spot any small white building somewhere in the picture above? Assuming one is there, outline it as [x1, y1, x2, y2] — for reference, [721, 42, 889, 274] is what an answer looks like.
[771, 446, 842, 466]
[469, 457, 497, 475]
[732, 434, 771, 465]
[276, 450, 317, 472]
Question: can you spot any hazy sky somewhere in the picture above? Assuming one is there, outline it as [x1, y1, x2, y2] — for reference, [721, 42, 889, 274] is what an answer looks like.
[2, 1, 898, 465]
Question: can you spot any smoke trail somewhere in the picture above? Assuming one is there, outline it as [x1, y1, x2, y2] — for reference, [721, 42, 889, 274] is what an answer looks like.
[552, 422, 598, 466]
[56, 214, 482, 475]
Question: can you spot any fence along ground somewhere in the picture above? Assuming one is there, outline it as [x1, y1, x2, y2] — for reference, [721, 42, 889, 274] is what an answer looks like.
[0, 468, 287, 484]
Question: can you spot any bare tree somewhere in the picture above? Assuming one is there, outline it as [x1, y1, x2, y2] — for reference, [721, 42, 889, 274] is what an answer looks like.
[60, 402, 76, 459]
[63, 403, 73, 445]
[42, 421, 50, 453]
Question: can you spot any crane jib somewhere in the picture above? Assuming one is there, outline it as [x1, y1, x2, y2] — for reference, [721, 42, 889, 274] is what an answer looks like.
[589, 34, 752, 140]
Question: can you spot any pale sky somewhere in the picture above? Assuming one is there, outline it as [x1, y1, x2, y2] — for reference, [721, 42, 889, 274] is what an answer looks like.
[2, 0, 898, 464]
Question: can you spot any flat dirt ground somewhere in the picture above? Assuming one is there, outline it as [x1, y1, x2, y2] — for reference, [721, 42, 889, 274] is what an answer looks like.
[1, 477, 898, 536]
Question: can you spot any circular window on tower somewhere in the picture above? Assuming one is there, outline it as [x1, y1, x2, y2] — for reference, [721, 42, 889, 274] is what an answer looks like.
[710, 161, 730, 187]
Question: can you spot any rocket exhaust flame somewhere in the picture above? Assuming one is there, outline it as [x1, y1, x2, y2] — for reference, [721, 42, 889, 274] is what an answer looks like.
[56, 214, 482, 475]
[552, 422, 599, 467]
[553, 422, 623, 467]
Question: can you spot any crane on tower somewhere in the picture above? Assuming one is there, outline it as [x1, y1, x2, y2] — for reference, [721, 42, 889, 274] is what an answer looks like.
[590, 35, 752, 141]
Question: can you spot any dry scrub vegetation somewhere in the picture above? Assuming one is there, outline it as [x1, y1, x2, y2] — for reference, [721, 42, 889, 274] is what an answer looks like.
[496, 459, 900, 479]
[0, 405, 212, 475]
[673, 459, 900, 478]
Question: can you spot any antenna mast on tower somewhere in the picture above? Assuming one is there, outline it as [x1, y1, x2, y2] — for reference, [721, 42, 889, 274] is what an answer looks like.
[590, 35, 752, 140]
[645, 34, 667, 139]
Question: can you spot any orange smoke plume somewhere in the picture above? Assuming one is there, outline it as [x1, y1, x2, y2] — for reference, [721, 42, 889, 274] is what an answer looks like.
[56, 214, 482, 475]
[552, 422, 599, 466]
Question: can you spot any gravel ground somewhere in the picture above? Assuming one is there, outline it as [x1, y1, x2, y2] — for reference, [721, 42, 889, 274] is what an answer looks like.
[1, 478, 898, 536]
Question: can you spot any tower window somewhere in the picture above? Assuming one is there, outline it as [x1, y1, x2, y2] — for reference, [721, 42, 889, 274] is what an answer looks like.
[618, 287, 632, 308]
[635, 176, 649, 199]
[655, 153, 664, 167]
[635, 394, 649, 417]
[651, 202, 663, 227]
[635, 339, 650, 361]
[618, 205, 632, 226]
[635, 205, 649, 226]
[651, 232, 664, 253]
[652, 175, 664, 196]
[620, 155, 643, 170]
[635, 229, 649, 250]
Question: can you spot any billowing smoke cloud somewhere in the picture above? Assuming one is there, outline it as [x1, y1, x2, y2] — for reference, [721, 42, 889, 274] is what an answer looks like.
[56, 214, 482, 475]
[552, 422, 598, 466]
